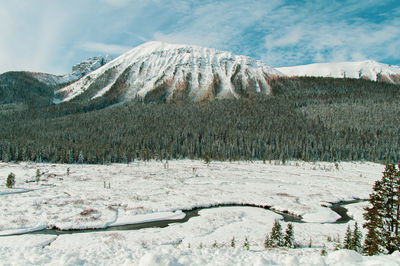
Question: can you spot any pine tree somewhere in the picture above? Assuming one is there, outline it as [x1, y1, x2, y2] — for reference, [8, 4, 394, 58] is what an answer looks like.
[321, 244, 327, 256]
[334, 241, 342, 251]
[362, 226, 380, 255]
[231, 237, 235, 248]
[264, 233, 272, 248]
[270, 219, 283, 247]
[343, 224, 353, 249]
[352, 221, 362, 252]
[243, 237, 249, 250]
[67, 150, 74, 164]
[78, 151, 84, 163]
[283, 223, 295, 248]
[203, 152, 211, 165]
[35, 169, 40, 183]
[6, 172, 15, 188]
[363, 164, 400, 255]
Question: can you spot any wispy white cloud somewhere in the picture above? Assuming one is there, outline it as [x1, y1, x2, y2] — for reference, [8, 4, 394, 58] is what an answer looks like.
[0, 0, 399, 74]
[77, 42, 132, 54]
[153, 0, 284, 51]
[261, 1, 400, 66]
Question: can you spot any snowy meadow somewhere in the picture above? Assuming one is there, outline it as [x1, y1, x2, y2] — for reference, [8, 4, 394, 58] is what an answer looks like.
[1, 160, 399, 265]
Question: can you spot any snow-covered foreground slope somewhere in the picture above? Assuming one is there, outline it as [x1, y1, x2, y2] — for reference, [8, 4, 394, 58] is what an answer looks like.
[277, 60, 400, 84]
[56, 42, 282, 103]
[1, 232, 399, 265]
[1, 160, 398, 265]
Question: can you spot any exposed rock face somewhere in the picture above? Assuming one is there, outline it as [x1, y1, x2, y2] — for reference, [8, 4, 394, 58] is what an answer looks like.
[71, 55, 113, 78]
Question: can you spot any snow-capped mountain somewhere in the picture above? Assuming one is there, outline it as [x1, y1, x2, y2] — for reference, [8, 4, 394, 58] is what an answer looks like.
[56, 42, 282, 103]
[31, 55, 112, 87]
[277, 60, 400, 84]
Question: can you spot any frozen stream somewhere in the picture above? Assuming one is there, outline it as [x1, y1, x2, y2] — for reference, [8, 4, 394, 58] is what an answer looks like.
[0, 200, 365, 237]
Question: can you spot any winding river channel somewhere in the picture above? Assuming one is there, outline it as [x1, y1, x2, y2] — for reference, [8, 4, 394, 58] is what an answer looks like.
[1, 200, 366, 237]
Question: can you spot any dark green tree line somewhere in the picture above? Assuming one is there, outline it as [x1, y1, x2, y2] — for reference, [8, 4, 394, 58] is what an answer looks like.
[0, 77, 398, 164]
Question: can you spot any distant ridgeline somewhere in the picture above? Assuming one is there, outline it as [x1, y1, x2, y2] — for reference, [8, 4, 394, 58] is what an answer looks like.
[0, 76, 399, 164]
[0, 71, 54, 107]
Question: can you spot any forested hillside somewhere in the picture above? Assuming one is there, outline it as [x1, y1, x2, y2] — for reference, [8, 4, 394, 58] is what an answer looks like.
[0, 77, 399, 164]
[0, 71, 54, 106]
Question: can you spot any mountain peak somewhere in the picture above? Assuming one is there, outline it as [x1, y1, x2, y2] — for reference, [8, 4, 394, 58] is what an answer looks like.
[71, 55, 113, 77]
[56, 42, 282, 103]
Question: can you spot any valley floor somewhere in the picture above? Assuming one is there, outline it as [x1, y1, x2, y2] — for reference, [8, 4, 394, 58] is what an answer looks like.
[0, 160, 399, 265]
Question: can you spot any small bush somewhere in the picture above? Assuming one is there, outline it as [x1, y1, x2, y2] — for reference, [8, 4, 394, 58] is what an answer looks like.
[321, 244, 327, 256]
[6, 172, 15, 188]
[243, 237, 249, 250]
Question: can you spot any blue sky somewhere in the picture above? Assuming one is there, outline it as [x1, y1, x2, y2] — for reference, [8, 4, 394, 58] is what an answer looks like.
[1, 0, 399, 75]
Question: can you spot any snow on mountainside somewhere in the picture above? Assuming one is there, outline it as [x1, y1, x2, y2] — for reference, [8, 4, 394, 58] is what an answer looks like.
[31, 55, 113, 87]
[55, 42, 283, 103]
[277, 60, 400, 84]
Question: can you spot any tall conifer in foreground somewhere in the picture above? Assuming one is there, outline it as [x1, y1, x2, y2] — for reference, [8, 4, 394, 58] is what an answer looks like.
[283, 223, 295, 248]
[343, 225, 353, 250]
[363, 164, 400, 255]
[352, 222, 362, 252]
[270, 219, 283, 247]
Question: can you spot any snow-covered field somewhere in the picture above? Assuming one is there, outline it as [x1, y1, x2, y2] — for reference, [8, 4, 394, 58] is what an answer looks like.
[1, 160, 399, 265]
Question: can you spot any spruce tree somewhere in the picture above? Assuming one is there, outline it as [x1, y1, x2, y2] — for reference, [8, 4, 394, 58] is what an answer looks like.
[283, 223, 295, 248]
[270, 219, 283, 247]
[264, 234, 272, 248]
[321, 244, 327, 256]
[35, 169, 40, 183]
[78, 151, 84, 164]
[343, 224, 353, 249]
[243, 237, 249, 250]
[231, 237, 235, 248]
[352, 221, 362, 252]
[6, 172, 15, 188]
[363, 164, 400, 254]
[362, 226, 380, 255]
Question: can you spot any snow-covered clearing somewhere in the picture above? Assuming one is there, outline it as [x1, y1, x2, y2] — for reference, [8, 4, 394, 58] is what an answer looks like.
[0, 160, 399, 265]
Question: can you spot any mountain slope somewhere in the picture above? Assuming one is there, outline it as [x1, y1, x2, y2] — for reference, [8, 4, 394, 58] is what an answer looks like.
[277, 60, 400, 84]
[0, 55, 112, 106]
[56, 42, 283, 103]
[0, 71, 54, 106]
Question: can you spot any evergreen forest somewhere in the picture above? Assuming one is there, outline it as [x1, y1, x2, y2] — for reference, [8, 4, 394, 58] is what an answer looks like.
[0, 76, 399, 164]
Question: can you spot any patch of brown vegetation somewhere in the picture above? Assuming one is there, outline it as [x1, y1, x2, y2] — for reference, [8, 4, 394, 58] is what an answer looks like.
[80, 208, 98, 216]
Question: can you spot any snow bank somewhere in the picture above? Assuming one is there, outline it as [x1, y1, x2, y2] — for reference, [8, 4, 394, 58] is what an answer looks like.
[111, 210, 185, 227]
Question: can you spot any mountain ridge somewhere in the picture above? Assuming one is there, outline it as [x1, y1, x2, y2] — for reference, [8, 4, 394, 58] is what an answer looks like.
[31, 55, 113, 88]
[0, 55, 112, 106]
[277, 60, 400, 84]
[55, 41, 283, 103]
